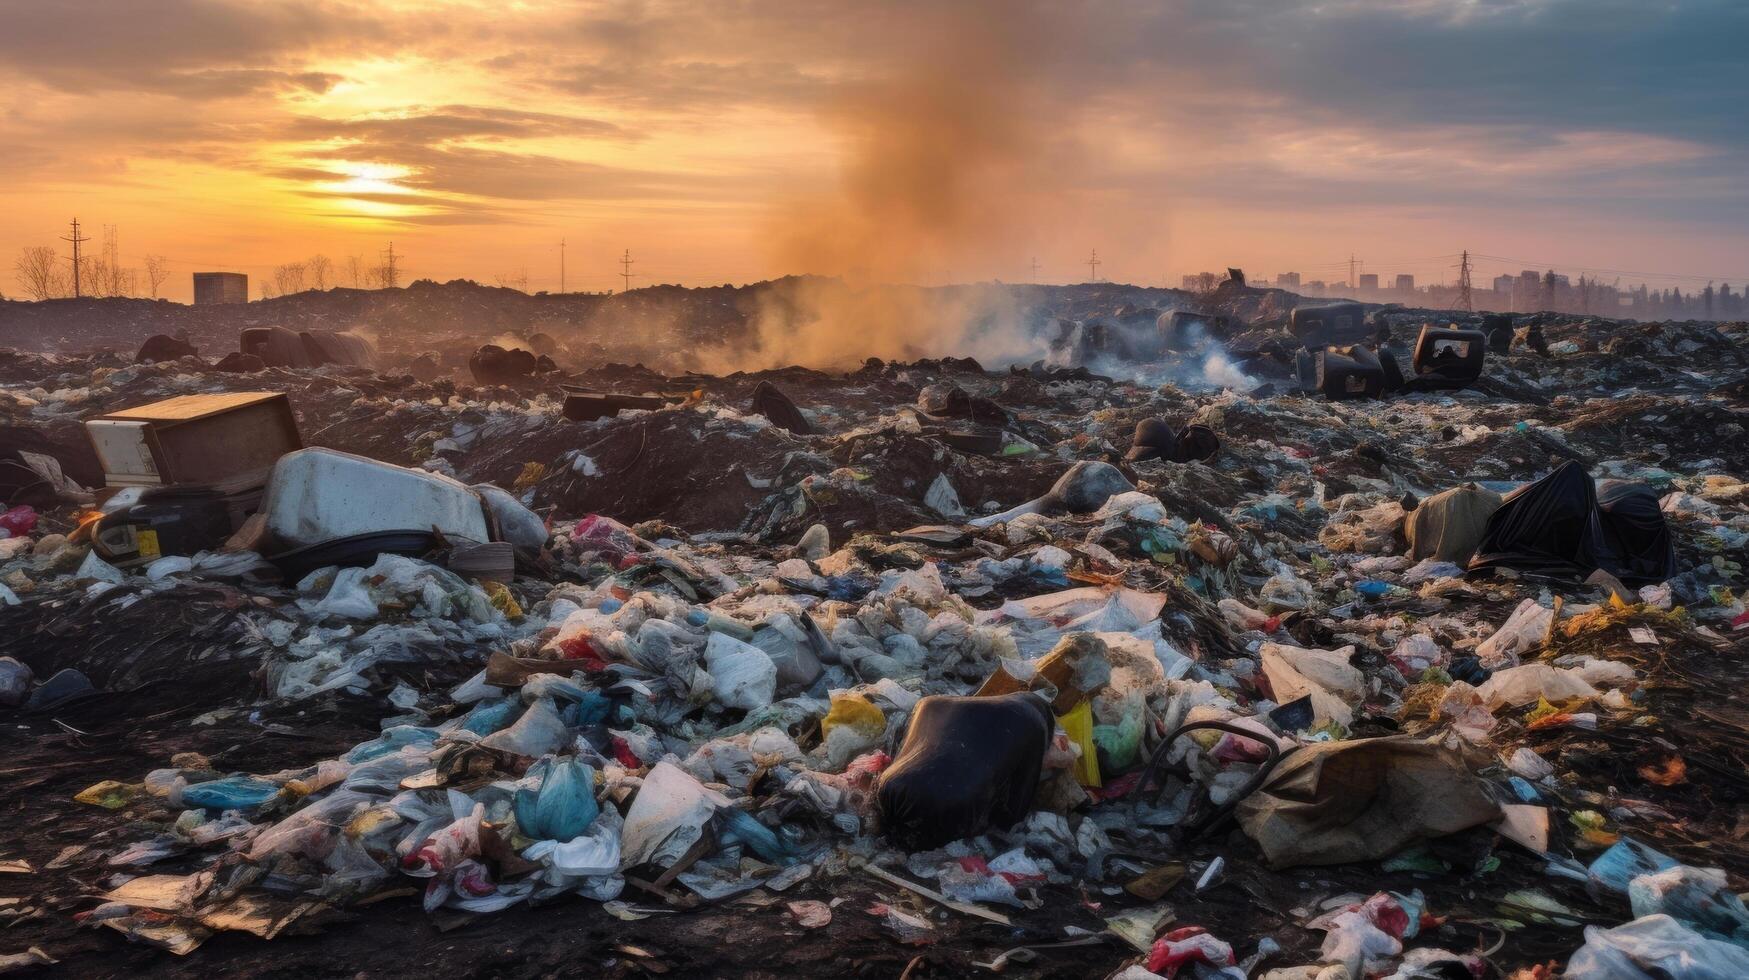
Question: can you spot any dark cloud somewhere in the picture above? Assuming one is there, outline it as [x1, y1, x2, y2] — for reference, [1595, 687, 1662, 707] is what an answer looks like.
[282, 105, 635, 144]
[0, 0, 390, 98]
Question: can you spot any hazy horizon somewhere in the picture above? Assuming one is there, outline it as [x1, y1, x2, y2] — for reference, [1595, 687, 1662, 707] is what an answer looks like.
[4, 0, 1747, 304]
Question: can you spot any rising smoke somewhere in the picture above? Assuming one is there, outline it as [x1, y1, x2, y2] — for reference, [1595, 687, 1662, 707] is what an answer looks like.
[724, 2, 1082, 371]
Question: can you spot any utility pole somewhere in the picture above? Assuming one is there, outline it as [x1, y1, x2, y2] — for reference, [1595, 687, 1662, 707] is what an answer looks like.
[1087, 249, 1101, 282]
[619, 249, 635, 293]
[62, 218, 90, 298]
[381, 242, 400, 289]
[1029, 257, 1040, 283]
[559, 238, 566, 294]
[1456, 250, 1473, 312]
[1348, 253, 1360, 289]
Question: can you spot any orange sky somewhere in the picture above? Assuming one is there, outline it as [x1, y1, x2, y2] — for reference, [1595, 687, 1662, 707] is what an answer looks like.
[4, 1, 1747, 303]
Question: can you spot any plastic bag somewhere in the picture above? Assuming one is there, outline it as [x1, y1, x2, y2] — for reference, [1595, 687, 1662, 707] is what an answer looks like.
[514, 757, 599, 842]
[1057, 701, 1102, 787]
[1566, 914, 1749, 979]
[178, 776, 280, 812]
[821, 693, 886, 769]
[479, 697, 570, 758]
[1092, 691, 1145, 773]
[1260, 643, 1362, 728]
[876, 693, 1054, 849]
[1628, 865, 1749, 943]
[704, 631, 777, 711]
[1476, 663, 1599, 709]
[619, 760, 732, 869]
[1476, 599, 1554, 667]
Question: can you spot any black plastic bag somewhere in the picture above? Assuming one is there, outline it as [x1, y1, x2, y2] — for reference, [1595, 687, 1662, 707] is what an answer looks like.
[1596, 480, 1677, 585]
[877, 693, 1053, 849]
[1468, 460, 1605, 580]
[750, 380, 813, 434]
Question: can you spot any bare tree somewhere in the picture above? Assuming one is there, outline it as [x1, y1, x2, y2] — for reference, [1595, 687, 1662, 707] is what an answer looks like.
[260, 280, 277, 300]
[143, 255, 169, 299]
[495, 270, 529, 292]
[307, 254, 332, 291]
[14, 246, 65, 300]
[273, 262, 306, 296]
[345, 255, 365, 288]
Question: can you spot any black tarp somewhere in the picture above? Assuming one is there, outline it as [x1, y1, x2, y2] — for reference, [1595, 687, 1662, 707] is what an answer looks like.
[1468, 462, 1678, 584]
[876, 693, 1053, 849]
[1596, 480, 1679, 585]
[1468, 460, 1605, 580]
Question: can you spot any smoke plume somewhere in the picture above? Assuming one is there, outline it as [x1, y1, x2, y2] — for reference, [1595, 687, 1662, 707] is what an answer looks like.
[728, 2, 1083, 370]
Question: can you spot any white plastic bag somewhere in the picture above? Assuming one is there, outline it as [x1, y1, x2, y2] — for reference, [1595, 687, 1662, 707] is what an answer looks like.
[704, 631, 777, 710]
[1476, 599, 1553, 667]
[1476, 664, 1598, 709]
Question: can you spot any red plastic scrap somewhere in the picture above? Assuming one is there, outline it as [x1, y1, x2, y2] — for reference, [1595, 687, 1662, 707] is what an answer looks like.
[1146, 926, 1235, 978]
[0, 505, 36, 536]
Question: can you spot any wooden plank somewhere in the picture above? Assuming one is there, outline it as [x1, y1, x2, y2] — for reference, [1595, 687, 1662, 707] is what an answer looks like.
[862, 864, 1012, 926]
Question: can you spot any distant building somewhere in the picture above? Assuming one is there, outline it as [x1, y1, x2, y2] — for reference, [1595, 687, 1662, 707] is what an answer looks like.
[1358, 273, 1379, 291]
[1276, 272, 1301, 288]
[1493, 274, 1515, 293]
[1395, 274, 1415, 291]
[193, 272, 248, 305]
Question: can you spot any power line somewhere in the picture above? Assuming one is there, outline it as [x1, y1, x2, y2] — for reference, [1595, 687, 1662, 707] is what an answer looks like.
[619, 248, 637, 293]
[559, 238, 566, 294]
[1456, 250, 1473, 312]
[60, 218, 90, 299]
[380, 242, 400, 288]
[1087, 249, 1101, 282]
[1030, 257, 1040, 283]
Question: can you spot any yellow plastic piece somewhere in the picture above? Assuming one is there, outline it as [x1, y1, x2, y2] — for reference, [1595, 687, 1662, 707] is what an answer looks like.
[483, 580, 523, 619]
[821, 693, 886, 741]
[1057, 701, 1103, 788]
[74, 780, 142, 809]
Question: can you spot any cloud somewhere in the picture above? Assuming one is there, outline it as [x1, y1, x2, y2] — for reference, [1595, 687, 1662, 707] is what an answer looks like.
[0, 0, 391, 98]
[281, 104, 635, 144]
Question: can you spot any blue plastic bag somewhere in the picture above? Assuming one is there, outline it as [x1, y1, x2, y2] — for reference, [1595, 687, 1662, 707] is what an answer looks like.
[460, 700, 519, 736]
[513, 757, 599, 842]
[1588, 837, 1678, 894]
[716, 807, 795, 865]
[181, 776, 280, 812]
[344, 725, 439, 763]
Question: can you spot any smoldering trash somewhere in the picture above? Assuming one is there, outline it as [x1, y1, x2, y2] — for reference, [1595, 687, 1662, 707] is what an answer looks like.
[1, 279, 1748, 978]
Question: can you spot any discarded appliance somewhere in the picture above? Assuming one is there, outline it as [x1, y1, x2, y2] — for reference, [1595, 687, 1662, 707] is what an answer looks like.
[93, 486, 235, 568]
[85, 392, 303, 493]
[260, 448, 490, 555]
[916, 383, 1007, 424]
[1297, 345, 1387, 400]
[240, 327, 379, 370]
[1289, 302, 1369, 349]
[1408, 325, 1487, 389]
[1160, 310, 1231, 351]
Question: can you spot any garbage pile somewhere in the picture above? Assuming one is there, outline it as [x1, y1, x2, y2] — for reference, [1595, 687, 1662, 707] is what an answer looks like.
[0, 309, 1746, 976]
